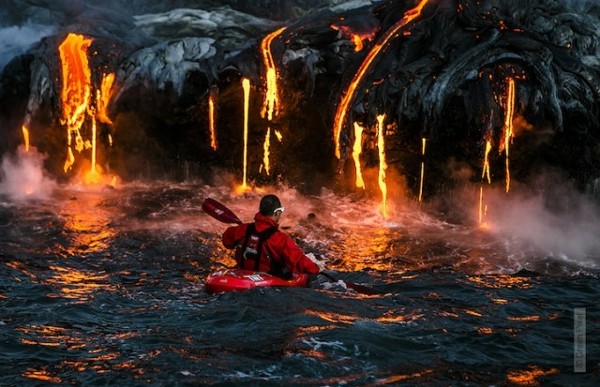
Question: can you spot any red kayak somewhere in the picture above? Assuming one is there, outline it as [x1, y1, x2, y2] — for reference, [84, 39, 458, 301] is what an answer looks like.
[205, 269, 310, 294]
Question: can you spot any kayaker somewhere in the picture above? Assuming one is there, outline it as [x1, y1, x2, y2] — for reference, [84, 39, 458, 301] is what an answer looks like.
[222, 194, 322, 278]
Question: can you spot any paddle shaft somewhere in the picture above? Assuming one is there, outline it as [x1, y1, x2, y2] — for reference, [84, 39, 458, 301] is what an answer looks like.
[202, 197, 378, 295]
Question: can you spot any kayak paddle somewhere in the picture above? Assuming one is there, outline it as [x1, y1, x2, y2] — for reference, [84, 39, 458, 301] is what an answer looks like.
[202, 197, 243, 224]
[201, 197, 379, 295]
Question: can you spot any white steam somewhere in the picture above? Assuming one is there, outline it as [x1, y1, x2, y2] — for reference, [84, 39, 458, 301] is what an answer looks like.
[0, 146, 56, 201]
[483, 178, 600, 269]
[0, 23, 56, 71]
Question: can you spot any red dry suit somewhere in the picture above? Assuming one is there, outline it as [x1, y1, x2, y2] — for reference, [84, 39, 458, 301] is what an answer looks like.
[222, 212, 319, 278]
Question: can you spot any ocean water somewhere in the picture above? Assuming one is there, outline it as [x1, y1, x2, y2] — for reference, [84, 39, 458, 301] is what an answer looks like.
[0, 181, 598, 386]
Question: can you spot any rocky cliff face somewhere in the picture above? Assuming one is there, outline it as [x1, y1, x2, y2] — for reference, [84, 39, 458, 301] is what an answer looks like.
[1, 0, 599, 197]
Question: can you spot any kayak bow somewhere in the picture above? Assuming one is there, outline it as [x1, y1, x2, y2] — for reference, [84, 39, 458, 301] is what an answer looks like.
[205, 268, 309, 293]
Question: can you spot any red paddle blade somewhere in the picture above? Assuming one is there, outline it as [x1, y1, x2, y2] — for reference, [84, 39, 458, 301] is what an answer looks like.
[202, 198, 243, 224]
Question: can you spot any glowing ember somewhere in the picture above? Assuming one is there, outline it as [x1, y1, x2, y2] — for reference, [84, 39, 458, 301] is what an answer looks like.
[260, 27, 286, 121]
[500, 77, 516, 192]
[208, 91, 218, 150]
[377, 114, 388, 217]
[352, 122, 365, 189]
[241, 78, 250, 190]
[333, 0, 430, 159]
[418, 137, 426, 202]
[21, 125, 30, 152]
[263, 128, 271, 175]
[59, 33, 93, 173]
[274, 130, 283, 142]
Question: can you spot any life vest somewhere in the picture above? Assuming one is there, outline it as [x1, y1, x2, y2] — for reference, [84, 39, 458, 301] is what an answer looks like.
[235, 223, 281, 274]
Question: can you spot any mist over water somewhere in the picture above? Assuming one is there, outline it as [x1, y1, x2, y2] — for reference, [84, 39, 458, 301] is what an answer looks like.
[0, 146, 56, 202]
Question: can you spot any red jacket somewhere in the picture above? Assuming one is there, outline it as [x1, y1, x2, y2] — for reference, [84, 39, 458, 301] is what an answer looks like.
[222, 212, 320, 275]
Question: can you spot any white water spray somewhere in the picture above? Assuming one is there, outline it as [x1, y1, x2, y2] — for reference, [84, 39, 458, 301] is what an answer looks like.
[0, 146, 56, 201]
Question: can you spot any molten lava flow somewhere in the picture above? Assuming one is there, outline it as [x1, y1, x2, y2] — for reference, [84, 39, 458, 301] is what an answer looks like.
[333, 0, 430, 159]
[377, 115, 388, 218]
[260, 27, 286, 121]
[352, 122, 365, 189]
[479, 139, 492, 225]
[91, 117, 97, 174]
[263, 128, 271, 175]
[96, 72, 115, 125]
[478, 186, 486, 225]
[500, 77, 516, 192]
[21, 125, 30, 152]
[482, 139, 492, 184]
[241, 78, 251, 190]
[208, 92, 217, 150]
[59, 33, 93, 173]
[418, 137, 426, 202]
[330, 24, 376, 52]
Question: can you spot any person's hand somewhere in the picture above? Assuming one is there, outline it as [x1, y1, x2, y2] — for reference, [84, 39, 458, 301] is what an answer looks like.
[306, 253, 328, 272]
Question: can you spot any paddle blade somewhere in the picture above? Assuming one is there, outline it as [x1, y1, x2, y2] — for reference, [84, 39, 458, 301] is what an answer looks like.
[319, 272, 378, 295]
[202, 198, 243, 224]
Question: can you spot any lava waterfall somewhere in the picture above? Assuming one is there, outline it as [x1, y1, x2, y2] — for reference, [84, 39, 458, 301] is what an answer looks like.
[0, 0, 599, 198]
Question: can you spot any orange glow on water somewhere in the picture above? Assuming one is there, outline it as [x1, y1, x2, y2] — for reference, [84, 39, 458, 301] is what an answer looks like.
[501, 77, 516, 192]
[333, 0, 430, 159]
[241, 78, 250, 190]
[377, 114, 388, 218]
[21, 125, 30, 152]
[352, 122, 365, 189]
[260, 27, 286, 121]
[45, 265, 114, 300]
[22, 369, 62, 383]
[507, 366, 559, 386]
[59, 33, 93, 173]
[208, 93, 217, 150]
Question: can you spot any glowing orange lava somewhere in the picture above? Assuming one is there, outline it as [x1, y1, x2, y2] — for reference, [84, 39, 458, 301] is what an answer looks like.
[21, 125, 30, 152]
[377, 114, 388, 218]
[96, 72, 115, 125]
[330, 24, 376, 52]
[482, 139, 492, 184]
[352, 122, 365, 189]
[208, 93, 217, 150]
[500, 77, 515, 192]
[59, 33, 93, 173]
[479, 139, 493, 225]
[333, 0, 430, 159]
[241, 78, 251, 190]
[260, 27, 286, 121]
[263, 127, 271, 175]
[418, 137, 426, 202]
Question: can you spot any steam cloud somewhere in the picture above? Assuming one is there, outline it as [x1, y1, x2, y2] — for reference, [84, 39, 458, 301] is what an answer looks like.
[483, 175, 600, 268]
[0, 146, 56, 202]
[0, 24, 56, 71]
